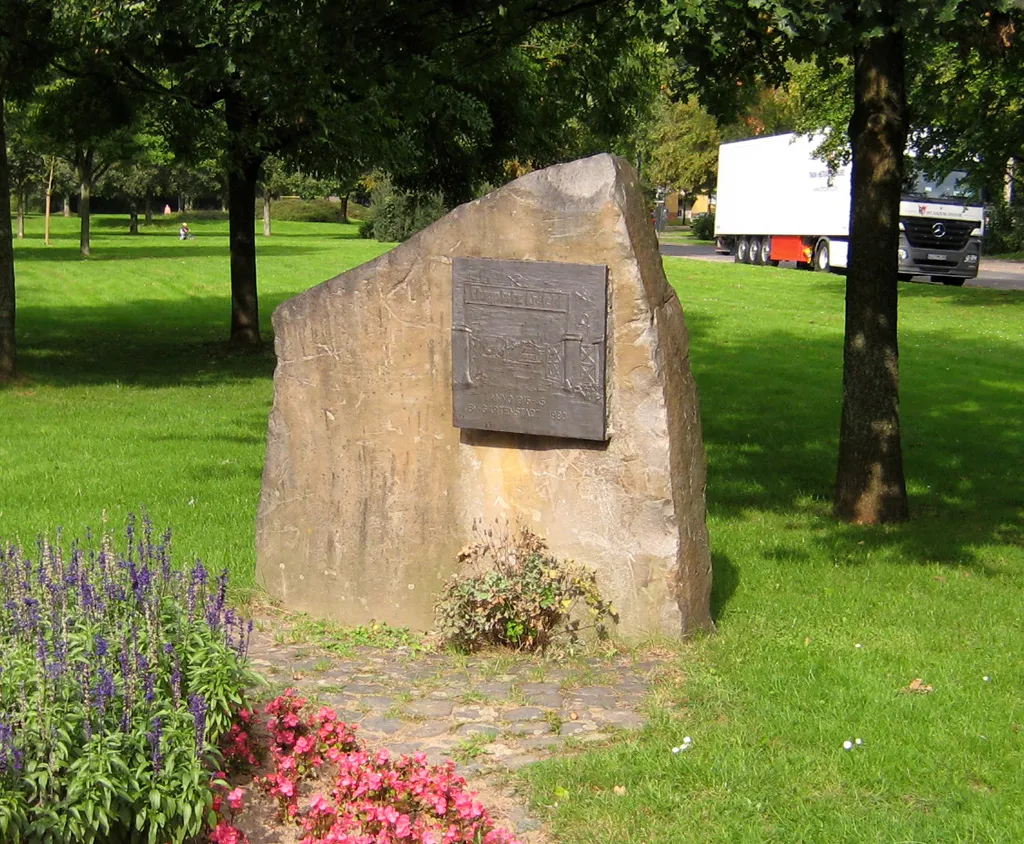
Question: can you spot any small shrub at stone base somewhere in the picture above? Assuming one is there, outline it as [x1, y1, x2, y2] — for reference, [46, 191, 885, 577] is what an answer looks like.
[434, 521, 618, 653]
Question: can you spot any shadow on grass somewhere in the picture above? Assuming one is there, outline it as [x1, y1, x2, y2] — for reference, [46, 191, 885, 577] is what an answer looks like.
[90, 217, 364, 239]
[12, 242, 325, 262]
[710, 551, 740, 622]
[684, 305, 1024, 588]
[12, 296, 280, 388]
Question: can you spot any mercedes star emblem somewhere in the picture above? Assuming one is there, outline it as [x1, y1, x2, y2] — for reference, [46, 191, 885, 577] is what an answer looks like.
[932, 222, 947, 238]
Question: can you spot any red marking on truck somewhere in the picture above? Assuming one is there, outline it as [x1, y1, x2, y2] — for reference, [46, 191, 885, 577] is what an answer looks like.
[769, 236, 809, 263]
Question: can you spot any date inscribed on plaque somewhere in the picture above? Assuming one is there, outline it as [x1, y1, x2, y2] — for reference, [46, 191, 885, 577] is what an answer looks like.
[451, 257, 608, 440]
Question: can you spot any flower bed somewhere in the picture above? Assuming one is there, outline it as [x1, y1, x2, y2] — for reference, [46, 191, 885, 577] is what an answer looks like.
[0, 516, 521, 844]
[0, 516, 253, 843]
[213, 689, 521, 844]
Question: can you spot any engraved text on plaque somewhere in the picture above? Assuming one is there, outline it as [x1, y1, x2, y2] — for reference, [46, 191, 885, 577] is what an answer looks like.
[452, 257, 608, 440]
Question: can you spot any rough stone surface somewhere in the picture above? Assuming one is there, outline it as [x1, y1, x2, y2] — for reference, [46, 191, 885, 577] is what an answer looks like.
[256, 154, 713, 637]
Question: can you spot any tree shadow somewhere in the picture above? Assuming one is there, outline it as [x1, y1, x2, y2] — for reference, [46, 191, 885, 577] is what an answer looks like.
[681, 296, 1024, 587]
[12, 243, 322, 262]
[710, 551, 739, 622]
[12, 296, 280, 387]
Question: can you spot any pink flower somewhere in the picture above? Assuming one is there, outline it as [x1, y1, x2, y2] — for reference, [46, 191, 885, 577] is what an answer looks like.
[453, 792, 483, 820]
[309, 794, 337, 816]
[209, 821, 247, 844]
[227, 788, 245, 811]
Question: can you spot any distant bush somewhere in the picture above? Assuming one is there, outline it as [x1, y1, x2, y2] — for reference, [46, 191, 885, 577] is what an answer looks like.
[265, 198, 348, 224]
[983, 201, 1024, 254]
[690, 212, 715, 241]
[359, 175, 447, 243]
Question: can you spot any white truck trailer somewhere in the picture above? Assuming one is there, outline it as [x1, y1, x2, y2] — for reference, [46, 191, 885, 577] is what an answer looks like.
[713, 133, 985, 286]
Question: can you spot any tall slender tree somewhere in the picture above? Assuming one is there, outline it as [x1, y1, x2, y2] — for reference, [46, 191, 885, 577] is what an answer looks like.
[662, 0, 1021, 524]
[0, 0, 52, 380]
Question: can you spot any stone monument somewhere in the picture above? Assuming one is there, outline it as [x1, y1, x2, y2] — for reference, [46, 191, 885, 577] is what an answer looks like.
[256, 154, 714, 638]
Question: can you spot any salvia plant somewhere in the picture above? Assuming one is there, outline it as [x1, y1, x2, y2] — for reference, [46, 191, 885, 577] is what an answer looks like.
[0, 514, 255, 844]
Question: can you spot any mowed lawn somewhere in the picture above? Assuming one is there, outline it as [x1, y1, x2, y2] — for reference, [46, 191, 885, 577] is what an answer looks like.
[527, 258, 1024, 842]
[2, 214, 390, 589]
[3, 216, 1023, 841]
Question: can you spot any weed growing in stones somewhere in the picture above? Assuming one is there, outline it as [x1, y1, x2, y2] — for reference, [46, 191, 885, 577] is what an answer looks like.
[435, 521, 618, 654]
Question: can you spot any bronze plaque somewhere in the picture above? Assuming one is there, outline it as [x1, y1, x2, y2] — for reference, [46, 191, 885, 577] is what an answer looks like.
[452, 257, 608, 440]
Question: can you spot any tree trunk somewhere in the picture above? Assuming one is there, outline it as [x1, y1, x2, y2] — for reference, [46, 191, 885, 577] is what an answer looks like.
[63, 195, 71, 217]
[44, 158, 54, 246]
[0, 97, 16, 380]
[129, 201, 139, 235]
[16, 192, 25, 238]
[834, 20, 910, 524]
[340, 194, 349, 224]
[78, 150, 94, 256]
[225, 90, 265, 347]
[145, 195, 153, 224]
[228, 157, 263, 346]
[262, 188, 271, 237]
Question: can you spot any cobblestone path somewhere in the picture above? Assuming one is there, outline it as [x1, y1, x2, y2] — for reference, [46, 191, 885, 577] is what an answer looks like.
[247, 621, 671, 842]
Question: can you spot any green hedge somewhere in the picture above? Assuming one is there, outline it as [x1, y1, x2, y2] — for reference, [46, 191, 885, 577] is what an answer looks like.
[264, 198, 349, 224]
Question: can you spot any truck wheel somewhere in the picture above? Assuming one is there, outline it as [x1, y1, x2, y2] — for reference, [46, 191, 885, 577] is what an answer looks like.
[759, 238, 777, 266]
[749, 236, 763, 265]
[735, 236, 749, 263]
[937, 277, 966, 287]
[814, 240, 831, 272]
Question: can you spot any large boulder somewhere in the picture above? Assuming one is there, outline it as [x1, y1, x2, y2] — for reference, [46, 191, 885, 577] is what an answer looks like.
[256, 154, 714, 637]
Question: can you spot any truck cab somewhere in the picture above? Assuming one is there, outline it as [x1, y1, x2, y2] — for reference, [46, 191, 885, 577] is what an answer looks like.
[897, 172, 984, 285]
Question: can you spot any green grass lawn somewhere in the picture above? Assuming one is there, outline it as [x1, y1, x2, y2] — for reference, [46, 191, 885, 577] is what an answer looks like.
[526, 259, 1024, 842]
[3, 216, 1023, 840]
[658, 226, 713, 245]
[1, 213, 390, 590]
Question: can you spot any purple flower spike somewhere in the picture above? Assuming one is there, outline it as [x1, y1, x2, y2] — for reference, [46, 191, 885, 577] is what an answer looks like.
[147, 716, 163, 773]
[0, 722, 21, 774]
[188, 693, 207, 757]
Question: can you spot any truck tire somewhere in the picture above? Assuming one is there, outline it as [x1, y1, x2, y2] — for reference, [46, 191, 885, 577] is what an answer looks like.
[814, 240, 831, 273]
[749, 236, 763, 265]
[735, 236, 749, 263]
[937, 276, 966, 286]
[759, 238, 777, 266]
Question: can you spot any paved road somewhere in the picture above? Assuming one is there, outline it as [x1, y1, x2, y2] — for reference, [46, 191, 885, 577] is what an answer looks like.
[659, 241, 1024, 292]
